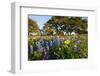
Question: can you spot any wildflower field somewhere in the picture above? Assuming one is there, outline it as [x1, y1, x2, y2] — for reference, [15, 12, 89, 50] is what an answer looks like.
[28, 34, 88, 60]
[28, 15, 88, 60]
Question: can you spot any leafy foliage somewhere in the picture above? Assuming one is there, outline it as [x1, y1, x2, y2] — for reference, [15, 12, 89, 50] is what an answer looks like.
[28, 18, 41, 35]
[43, 16, 88, 35]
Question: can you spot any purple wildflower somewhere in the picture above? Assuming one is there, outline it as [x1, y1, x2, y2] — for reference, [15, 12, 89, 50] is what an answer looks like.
[36, 41, 43, 52]
[45, 55, 49, 60]
[33, 44, 38, 51]
[46, 45, 49, 50]
[53, 37, 60, 46]
[76, 40, 80, 44]
[45, 41, 49, 50]
[72, 45, 77, 52]
[43, 51, 49, 60]
[30, 44, 33, 54]
[41, 40, 44, 45]
[43, 51, 46, 55]
[43, 40, 47, 46]
[28, 44, 33, 55]
[49, 41, 53, 47]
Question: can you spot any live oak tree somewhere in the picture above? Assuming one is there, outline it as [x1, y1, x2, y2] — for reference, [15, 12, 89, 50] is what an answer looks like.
[68, 17, 88, 34]
[44, 16, 68, 35]
[43, 23, 54, 35]
[28, 18, 41, 35]
[44, 16, 88, 35]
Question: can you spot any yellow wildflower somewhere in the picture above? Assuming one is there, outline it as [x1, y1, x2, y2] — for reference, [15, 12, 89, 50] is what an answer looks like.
[64, 40, 70, 45]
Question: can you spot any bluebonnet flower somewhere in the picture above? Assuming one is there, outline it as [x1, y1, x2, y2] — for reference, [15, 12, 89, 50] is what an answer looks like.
[43, 40, 47, 46]
[36, 41, 43, 52]
[28, 44, 32, 55]
[76, 40, 80, 44]
[43, 50, 46, 55]
[41, 40, 45, 46]
[49, 40, 53, 47]
[46, 41, 49, 45]
[30, 44, 33, 54]
[53, 37, 60, 46]
[43, 41, 49, 51]
[52, 39, 55, 46]
[45, 55, 49, 60]
[53, 39, 57, 46]
[42, 51, 48, 60]
[33, 43, 38, 51]
[72, 45, 77, 52]
[57, 37, 61, 45]
[46, 45, 49, 50]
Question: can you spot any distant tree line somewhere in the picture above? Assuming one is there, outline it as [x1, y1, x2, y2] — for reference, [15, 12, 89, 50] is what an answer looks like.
[28, 16, 88, 36]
